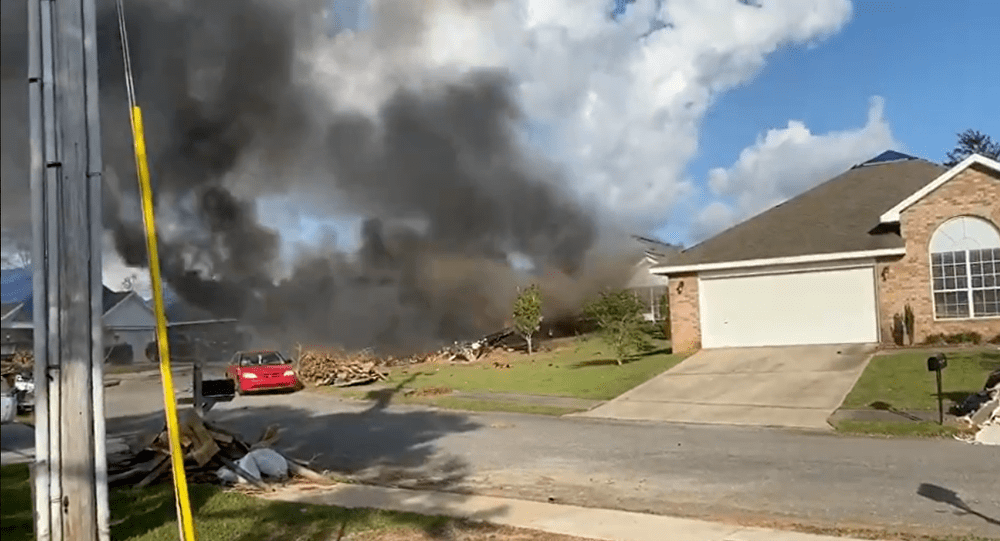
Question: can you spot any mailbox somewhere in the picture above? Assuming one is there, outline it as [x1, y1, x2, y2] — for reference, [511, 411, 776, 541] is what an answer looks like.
[927, 354, 948, 372]
[201, 378, 236, 402]
[927, 353, 947, 425]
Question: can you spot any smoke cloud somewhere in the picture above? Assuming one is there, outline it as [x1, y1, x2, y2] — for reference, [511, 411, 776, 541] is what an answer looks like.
[2, 0, 636, 353]
[5, 0, 869, 352]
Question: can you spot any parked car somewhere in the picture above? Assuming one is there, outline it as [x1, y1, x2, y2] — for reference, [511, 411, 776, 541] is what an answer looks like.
[1, 379, 15, 424]
[225, 350, 300, 395]
[13, 371, 34, 414]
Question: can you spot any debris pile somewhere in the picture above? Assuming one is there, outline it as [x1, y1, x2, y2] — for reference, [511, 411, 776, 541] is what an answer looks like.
[297, 349, 390, 387]
[296, 328, 516, 387]
[1, 350, 33, 377]
[436, 328, 514, 363]
[954, 368, 1000, 446]
[108, 412, 324, 489]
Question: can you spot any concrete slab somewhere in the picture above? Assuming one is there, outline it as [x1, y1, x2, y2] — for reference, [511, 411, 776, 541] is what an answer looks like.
[264, 483, 878, 541]
[576, 344, 875, 429]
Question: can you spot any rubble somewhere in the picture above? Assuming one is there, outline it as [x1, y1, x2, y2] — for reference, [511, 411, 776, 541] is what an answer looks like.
[296, 328, 516, 387]
[953, 370, 1000, 446]
[1, 350, 32, 377]
[217, 448, 288, 486]
[437, 328, 514, 364]
[107, 411, 325, 488]
[297, 349, 390, 387]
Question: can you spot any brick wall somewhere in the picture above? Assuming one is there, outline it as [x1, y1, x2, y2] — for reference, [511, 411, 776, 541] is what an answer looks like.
[668, 273, 701, 352]
[877, 164, 1000, 344]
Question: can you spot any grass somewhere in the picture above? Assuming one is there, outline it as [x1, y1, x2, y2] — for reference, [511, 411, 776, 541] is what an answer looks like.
[832, 420, 969, 439]
[841, 347, 999, 411]
[0, 464, 571, 541]
[371, 335, 685, 402]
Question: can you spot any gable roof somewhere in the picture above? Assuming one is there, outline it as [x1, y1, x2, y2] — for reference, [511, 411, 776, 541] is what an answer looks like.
[103, 288, 132, 314]
[1, 267, 140, 321]
[653, 152, 946, 274]
[1, 267, 32, 304]
[879, 153, 1000, 223]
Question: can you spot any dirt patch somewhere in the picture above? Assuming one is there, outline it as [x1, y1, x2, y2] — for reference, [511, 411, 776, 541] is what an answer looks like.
[407, 386, 454, 397]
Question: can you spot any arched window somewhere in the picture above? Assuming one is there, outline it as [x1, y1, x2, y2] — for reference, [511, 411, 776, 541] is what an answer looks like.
[929, 216, 1000, 319]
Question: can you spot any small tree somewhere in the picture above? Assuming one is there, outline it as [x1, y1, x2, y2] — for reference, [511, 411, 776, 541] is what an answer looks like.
[944, 129, 1000, 166]
[904, 303, 915, 346]
[584, 289, 648, 365]
[658, 291, 671, 339]
[513, 284, 543, 355]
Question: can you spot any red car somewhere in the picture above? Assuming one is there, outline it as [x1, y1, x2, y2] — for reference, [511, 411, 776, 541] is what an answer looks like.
[226, 350, 301, 394]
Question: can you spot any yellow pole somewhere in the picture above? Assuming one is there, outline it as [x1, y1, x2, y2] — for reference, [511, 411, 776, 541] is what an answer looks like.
[129, 105, 198, 541]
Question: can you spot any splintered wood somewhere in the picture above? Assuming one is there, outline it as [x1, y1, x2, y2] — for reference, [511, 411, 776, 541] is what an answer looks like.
[1, 350, 32, 376]
[107, 412, 322, 488]
[297, 349, 390, 387]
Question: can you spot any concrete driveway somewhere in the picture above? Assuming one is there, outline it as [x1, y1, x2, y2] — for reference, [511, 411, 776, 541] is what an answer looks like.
[577, 344, 876, 429]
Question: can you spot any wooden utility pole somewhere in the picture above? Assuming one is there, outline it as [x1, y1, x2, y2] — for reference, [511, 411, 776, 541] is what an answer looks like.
[27, 0, 110, 539]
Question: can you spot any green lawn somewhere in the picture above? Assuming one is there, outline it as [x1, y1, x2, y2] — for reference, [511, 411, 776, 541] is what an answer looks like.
[841, 348, 999, 411]
[375, 336, 685, 401]
[0, 464, 531, 541]
[832, 420, 968, 439]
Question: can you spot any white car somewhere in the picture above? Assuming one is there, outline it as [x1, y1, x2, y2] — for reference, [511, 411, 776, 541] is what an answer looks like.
[1, 380, 15, 424]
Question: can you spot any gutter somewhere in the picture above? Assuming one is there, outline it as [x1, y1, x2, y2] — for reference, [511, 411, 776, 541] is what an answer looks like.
[650, 247, 906, 275]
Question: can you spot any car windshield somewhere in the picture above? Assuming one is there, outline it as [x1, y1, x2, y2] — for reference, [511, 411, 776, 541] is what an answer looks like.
[239, 352, 287, 367]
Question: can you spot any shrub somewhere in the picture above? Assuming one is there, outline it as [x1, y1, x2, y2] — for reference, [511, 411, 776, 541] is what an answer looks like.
[903, 304, 915, 346]
[584, 290, 649, 365]
[922, 332, 983, 346]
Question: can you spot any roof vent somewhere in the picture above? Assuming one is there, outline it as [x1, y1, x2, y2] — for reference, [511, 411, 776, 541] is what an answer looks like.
[852, 150, 920, 168]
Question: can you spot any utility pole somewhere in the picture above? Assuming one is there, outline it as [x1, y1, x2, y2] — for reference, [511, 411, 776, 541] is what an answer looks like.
[28, 0, 110, 539]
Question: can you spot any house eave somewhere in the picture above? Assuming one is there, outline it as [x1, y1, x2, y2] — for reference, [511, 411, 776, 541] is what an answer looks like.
[650, 247, 906, 275]
[879, 153, 1000, 224]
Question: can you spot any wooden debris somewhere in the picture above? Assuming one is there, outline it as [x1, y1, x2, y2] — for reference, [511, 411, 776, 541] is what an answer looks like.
[1, 350, 33, 377]
[297, 328, 514, 387]
[297, 349, 390, 387]
[107, 413, 323, 488]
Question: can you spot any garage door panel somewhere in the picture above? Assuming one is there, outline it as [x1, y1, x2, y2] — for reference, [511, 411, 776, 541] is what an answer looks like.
[700, 266, 878, 348]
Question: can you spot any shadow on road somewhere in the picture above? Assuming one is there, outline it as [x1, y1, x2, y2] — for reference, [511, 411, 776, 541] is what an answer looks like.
[917, 483, 1000, 527]
[96, 383, 507, 540]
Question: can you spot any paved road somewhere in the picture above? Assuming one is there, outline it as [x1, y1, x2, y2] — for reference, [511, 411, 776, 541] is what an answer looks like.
[6, 375, 999, 539]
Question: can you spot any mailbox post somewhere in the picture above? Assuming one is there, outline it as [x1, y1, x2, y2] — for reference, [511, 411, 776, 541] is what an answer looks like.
[927, 353, 948, 425]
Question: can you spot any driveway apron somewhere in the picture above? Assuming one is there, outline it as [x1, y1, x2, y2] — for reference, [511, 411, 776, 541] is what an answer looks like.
[575, 344, 875, 429]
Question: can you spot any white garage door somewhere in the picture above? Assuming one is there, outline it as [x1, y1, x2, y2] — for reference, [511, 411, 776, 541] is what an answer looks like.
[699, 265, 879, 348]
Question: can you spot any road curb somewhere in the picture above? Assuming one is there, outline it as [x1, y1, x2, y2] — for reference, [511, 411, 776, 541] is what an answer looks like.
[262, 483, 880, 541]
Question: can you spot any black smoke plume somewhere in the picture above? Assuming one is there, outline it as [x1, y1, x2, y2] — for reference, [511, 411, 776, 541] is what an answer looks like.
[3, 0, 640, 353]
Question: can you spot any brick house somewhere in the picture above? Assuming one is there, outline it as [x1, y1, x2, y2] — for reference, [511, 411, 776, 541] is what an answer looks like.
[652, 151, 1000, 351]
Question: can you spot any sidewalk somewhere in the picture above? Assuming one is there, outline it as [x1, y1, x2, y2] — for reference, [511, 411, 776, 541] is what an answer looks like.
[262, 483, 878, 541]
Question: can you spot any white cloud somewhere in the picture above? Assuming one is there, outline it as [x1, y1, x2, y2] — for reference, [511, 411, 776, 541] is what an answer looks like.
[690, 96, 899, 242]
[101, 232, 153, 297]
[303, 0, 855, 230]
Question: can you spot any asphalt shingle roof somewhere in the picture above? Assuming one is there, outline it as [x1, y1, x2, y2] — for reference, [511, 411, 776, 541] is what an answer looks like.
[665, 154, 947, 269]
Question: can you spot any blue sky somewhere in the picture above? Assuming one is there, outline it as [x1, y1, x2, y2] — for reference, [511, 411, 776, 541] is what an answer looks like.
[651, 0, 1000, 243]
[686, 1, 999, 176]
[305, 0, 999, 251]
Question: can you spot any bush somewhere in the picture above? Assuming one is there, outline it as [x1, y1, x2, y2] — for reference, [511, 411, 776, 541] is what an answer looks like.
[922, 332, 983, 346]
[584, 290, 649, 365]
[989, 333, 1000, 345]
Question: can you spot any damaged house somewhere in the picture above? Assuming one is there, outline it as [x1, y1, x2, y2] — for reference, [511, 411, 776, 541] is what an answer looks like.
[626, 235, 681, 322]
